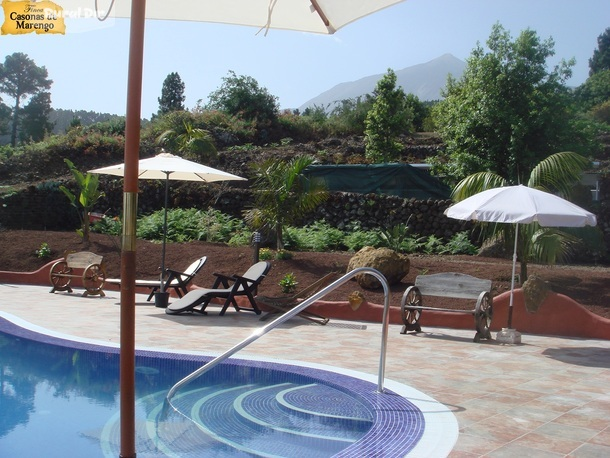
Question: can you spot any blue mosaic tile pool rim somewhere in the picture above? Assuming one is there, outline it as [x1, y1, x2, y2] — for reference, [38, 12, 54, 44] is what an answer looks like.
[0, 312, 458, 457]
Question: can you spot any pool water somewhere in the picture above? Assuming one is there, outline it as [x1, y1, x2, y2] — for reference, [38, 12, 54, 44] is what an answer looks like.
[0, 316, 438, 457]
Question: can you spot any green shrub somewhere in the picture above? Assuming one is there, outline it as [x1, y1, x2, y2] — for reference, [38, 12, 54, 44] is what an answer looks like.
[0, 144, 15, 160]
[91, 215, 122, 236]
[197, 208, 246, 243]
[439, 231, 478, 255]
[136, 208, 245, 244]
[275, 249, 293, 260]
[343, 229, 383, 252]
[398, 235, 426, 253]
[35, 242, 52, 259]
[227, 230, 253, 247]
[279, 273, 298, 293]
[285, 221, 344, 251]
[258, 248, 273, 260]
[423, 235, 444, 254]
[276, 111, 329, 141]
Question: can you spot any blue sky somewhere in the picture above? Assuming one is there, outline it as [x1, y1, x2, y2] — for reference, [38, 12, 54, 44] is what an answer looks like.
[1, 0, 608, 118]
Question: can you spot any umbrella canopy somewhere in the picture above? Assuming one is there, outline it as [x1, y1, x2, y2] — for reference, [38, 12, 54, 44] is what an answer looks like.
[444, 185, 597, 227]
[90, 152, 246, 183]
[90, 153, 246, 293]
[60, 0, 405, 34]
[444, 185, 597, 333]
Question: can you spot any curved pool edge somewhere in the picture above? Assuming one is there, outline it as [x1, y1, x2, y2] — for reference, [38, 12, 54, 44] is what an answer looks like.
[0, 311, 458, 457]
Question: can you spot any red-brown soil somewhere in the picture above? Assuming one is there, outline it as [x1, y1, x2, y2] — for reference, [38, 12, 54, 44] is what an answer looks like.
[1, 230, 608, 319]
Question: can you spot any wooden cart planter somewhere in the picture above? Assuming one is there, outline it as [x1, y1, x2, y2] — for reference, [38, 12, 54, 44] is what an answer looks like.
[400, 272, 493, 342]
[49, 251, 106, 297]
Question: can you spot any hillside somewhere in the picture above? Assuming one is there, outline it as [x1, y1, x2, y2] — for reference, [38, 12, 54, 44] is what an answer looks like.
[49, 109, 124, 135]
[0, 133, 445, 189]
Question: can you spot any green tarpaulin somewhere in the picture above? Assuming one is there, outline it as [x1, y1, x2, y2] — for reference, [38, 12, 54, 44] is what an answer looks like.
[303, 164, 451, 200]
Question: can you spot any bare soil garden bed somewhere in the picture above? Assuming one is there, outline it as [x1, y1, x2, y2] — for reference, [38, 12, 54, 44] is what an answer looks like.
[1, 230, 608, 319]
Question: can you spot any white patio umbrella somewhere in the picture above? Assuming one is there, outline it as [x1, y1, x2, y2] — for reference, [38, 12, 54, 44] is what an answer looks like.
[49, 2, 408, 456]
[444, 185, 597, 342]
[90, 152, 246, 296]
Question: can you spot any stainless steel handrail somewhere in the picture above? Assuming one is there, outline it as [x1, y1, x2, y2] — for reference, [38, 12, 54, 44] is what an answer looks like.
[165, 267, 391, 404]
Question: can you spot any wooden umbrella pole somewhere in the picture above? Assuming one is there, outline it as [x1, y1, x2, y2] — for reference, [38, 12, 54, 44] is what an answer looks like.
[120, 0, 146, 456]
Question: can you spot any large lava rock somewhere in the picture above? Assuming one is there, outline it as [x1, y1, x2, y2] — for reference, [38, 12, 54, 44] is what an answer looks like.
[522, 275, 551, 313]
[347, 246, 410, 289]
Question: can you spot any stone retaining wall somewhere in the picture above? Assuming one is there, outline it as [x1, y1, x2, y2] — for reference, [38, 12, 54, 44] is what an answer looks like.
[0, 180, 465, 238]
[1, 175, 607, 249]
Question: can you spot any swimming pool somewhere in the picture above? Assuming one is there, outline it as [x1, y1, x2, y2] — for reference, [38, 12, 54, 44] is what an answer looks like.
[0, 313, 457, 457]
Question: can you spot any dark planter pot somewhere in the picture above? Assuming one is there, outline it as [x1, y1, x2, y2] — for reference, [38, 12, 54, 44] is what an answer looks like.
[154, 291, 170, 308]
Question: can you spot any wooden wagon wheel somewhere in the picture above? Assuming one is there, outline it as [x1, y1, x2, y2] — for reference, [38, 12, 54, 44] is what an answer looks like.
[400, 286, 422, 333]
[473, 291, 493, 342]
[49, 260, 72, 291]
[82, 264, 106, 297]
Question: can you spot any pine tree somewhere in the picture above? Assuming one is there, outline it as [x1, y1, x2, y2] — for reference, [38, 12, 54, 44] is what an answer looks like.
[589, 27, 610, 76]
[157, 72, 186, 115]
[20, 92, 54, 142]
[0, 53, 52, 146]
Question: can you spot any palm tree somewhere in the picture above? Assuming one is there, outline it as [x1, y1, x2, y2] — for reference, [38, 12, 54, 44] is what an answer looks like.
[245, 156, 328, 250]
[156, 120, 217, 163]
[452, 151, 599, 282]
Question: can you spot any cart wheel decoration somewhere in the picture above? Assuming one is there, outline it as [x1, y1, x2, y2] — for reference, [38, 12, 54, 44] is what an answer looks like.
[400, 286, 422, 334]
[473, 291, 493, 342]
[49, 261, 72, 293]
[82, 264, 106, 297]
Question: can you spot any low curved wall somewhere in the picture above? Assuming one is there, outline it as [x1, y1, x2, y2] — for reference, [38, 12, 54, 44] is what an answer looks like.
[304, 290, 610, 340]
[0, 260, 156, 297]
[2, 263, 608, 340]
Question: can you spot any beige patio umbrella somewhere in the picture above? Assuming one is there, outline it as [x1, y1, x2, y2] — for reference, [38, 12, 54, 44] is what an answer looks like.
[48, 2, 408, 456]
[89, 153, 246, 301]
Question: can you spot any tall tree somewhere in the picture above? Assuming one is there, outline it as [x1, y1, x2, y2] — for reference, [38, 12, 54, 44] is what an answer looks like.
[404, 93, 428, 132]
[432, 24, 576, 184]
[328, 95, 374, 135]
[589, 27, 610, 76]
[157, 72, 185, 115]
[574, 69, 610, 111]
[364, 69, 411, 162]
[0, 97, 10, 135]
[20, 92, 54, 142]
[206, 70, 279, 124]
[0, 53, 52, 146]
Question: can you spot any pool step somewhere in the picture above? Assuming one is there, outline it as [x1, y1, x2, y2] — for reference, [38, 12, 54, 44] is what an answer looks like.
[183, 381, 373, 457]
[233, 383, 372, 440]
[101, 381, 373, 457]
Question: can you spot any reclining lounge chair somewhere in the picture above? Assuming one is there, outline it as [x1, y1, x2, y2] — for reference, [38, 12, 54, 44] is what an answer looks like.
[165, 261, 271, 316]
[106, 256, 207, 301]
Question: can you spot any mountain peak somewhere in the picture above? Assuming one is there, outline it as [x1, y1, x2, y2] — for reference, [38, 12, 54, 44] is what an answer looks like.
[299, 54, 465, 111]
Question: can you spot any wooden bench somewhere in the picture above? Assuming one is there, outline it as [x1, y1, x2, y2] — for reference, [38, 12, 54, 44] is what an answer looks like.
[400, 272, 493, 342]
[49, 251, 106, 297]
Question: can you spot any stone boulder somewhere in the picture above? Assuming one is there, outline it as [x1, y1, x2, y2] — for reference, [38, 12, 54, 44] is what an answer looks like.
[522, 275, 551, 313]
[347, 246, 410, 289]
